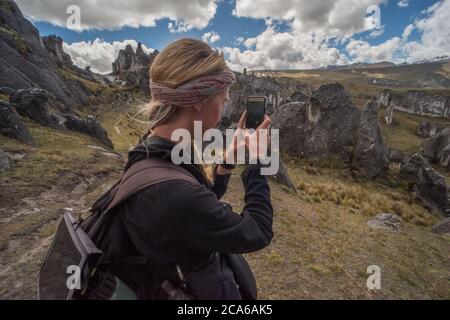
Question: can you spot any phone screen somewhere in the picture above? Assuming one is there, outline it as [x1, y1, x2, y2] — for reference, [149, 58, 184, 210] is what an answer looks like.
[246, 97, 266, 129]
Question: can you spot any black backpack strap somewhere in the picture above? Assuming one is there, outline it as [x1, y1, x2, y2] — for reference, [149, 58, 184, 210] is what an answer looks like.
[88, 157, 199, 238]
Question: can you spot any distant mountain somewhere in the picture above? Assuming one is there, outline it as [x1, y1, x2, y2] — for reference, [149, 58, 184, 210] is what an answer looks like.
[323, 61, 396, 70]
[322, 56, 450, 71]
[411, 56, 450, 65]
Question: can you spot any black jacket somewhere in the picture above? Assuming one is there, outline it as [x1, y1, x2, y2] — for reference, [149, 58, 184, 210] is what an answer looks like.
[102, 136, 273, 299]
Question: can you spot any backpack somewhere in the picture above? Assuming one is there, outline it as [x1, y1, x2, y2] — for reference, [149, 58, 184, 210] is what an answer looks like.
[38, 157, 257, 300]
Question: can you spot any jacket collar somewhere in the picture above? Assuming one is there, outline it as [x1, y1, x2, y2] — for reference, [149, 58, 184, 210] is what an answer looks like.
[125, 135, 211, 188]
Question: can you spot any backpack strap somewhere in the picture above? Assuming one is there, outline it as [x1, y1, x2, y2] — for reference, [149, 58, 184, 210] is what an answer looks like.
[88, 157, 199, 238]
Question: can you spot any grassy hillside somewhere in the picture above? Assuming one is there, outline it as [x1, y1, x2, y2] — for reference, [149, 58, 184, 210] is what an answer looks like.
[267, 61, 450, 107]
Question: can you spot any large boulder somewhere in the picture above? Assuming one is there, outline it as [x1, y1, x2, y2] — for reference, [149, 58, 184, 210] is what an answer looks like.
[377, 89, 450, 118]
[354, 99, 388, 178]
[421, 127, 450, 169]
[271, 160, 297, 192]
[0, 100, 35, 145]
[0, 149, 13, 172]
[64, 115, 113, 149]
[9, 88, 66, 130]
[418, 121, 437, 138]
[271, 83, 361, 163]
[400, 154, 450, 215]
[367, 213, 403, 231]
[431, 217, 450, 234]
[388, 148, 410, 166]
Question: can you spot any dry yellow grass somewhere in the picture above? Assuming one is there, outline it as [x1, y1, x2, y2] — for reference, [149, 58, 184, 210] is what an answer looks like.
[223, 162, 450, 299]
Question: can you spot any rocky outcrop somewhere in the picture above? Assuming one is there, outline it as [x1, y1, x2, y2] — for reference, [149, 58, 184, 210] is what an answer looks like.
[354, 99, 388, 178]
[418, 121, 438, 138]
[9, 88, 66, 130]
[0, 149, 13, 172]
[0, 100, 36, 145]
[64, 115, 113, 149]
[421, 127, 450, 169]
[222, 73, 282, 126]
[41, 35, 72, 68]
[378, 89, 450, 118]
[400, 154, 450, 215]
[431, 217, 450, 234]
[271, 84, 388, 178]
[273, 84, 356, 160]
[4, 87, 113, 148]
[388, 148, 410, 166]
[367, 213, 403, 231]
[112, 43, 158, 90]
[0, 1, 104, 109]
[271, 160, 297, 192]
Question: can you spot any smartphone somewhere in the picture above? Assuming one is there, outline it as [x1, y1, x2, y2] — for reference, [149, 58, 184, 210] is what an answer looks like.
[246, 96, 267, 129]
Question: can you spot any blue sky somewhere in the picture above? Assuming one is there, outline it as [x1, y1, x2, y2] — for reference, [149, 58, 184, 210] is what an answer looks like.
[16, 0, 450, 73]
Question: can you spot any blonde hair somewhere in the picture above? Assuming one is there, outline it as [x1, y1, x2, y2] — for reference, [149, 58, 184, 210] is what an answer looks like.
[142, 38, 230, 181]
[142, 38, 229, 129]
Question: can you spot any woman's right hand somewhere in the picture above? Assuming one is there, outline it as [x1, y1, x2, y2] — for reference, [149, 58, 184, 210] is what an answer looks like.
[225, 112, 271, 164]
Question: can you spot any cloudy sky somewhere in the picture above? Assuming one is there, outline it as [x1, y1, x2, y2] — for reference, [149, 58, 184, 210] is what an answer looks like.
[15, 0, 450, 74]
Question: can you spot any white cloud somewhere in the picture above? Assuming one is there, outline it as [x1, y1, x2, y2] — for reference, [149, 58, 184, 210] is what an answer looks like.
[15, 0, 218, 32]
[368, 27, 385, 38]
[202, 31, 221, 44]
[233, 0, 387, 38]
[344, 0, 450, 64]
[223, 26, 348, 71]
[225, 0, 393, 71]
[345, 37, 403, 63]
[403, 0, 450, 62]
[402, 24, 415, 39]
[63, 39, 154, 74]
[398, 0, 410, 8]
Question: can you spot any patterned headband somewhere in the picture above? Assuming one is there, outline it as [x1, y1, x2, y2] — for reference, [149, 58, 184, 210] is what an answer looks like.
[150, 70, 236, 108]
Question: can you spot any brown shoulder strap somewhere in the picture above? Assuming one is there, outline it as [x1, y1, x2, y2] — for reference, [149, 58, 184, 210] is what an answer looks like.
[106, 157, 199, 213]
[88, 157, 199, 238]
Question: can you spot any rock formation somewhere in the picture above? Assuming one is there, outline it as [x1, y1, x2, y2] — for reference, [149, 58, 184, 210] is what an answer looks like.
[4, 87, 113, 148]
[41, 35, 73, 68]
[271, 160, 297, 193]
[0, 148, 13, 172]
[417, 121, 437, 138]
[112, 43, 158, 91]
[221, 73, 282, 127]
[271, 83, 387, 177]
[354, 99, 388, 178]
[9, 88, 66, 130]
[367, 213, 403, 231]
[378, 89, 450, 118]
[431, 217, 450, 234]
[64, 115, 114, 149]
[388, 148, 410, 166]
[0, 100, 36, 145]
[400, 153, 450, 215]
[421, 127, 450, 169]
[0, 0, 102, 108]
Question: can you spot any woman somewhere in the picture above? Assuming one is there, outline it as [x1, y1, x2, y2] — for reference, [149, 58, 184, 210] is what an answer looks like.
[102, 38, 273, 300]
